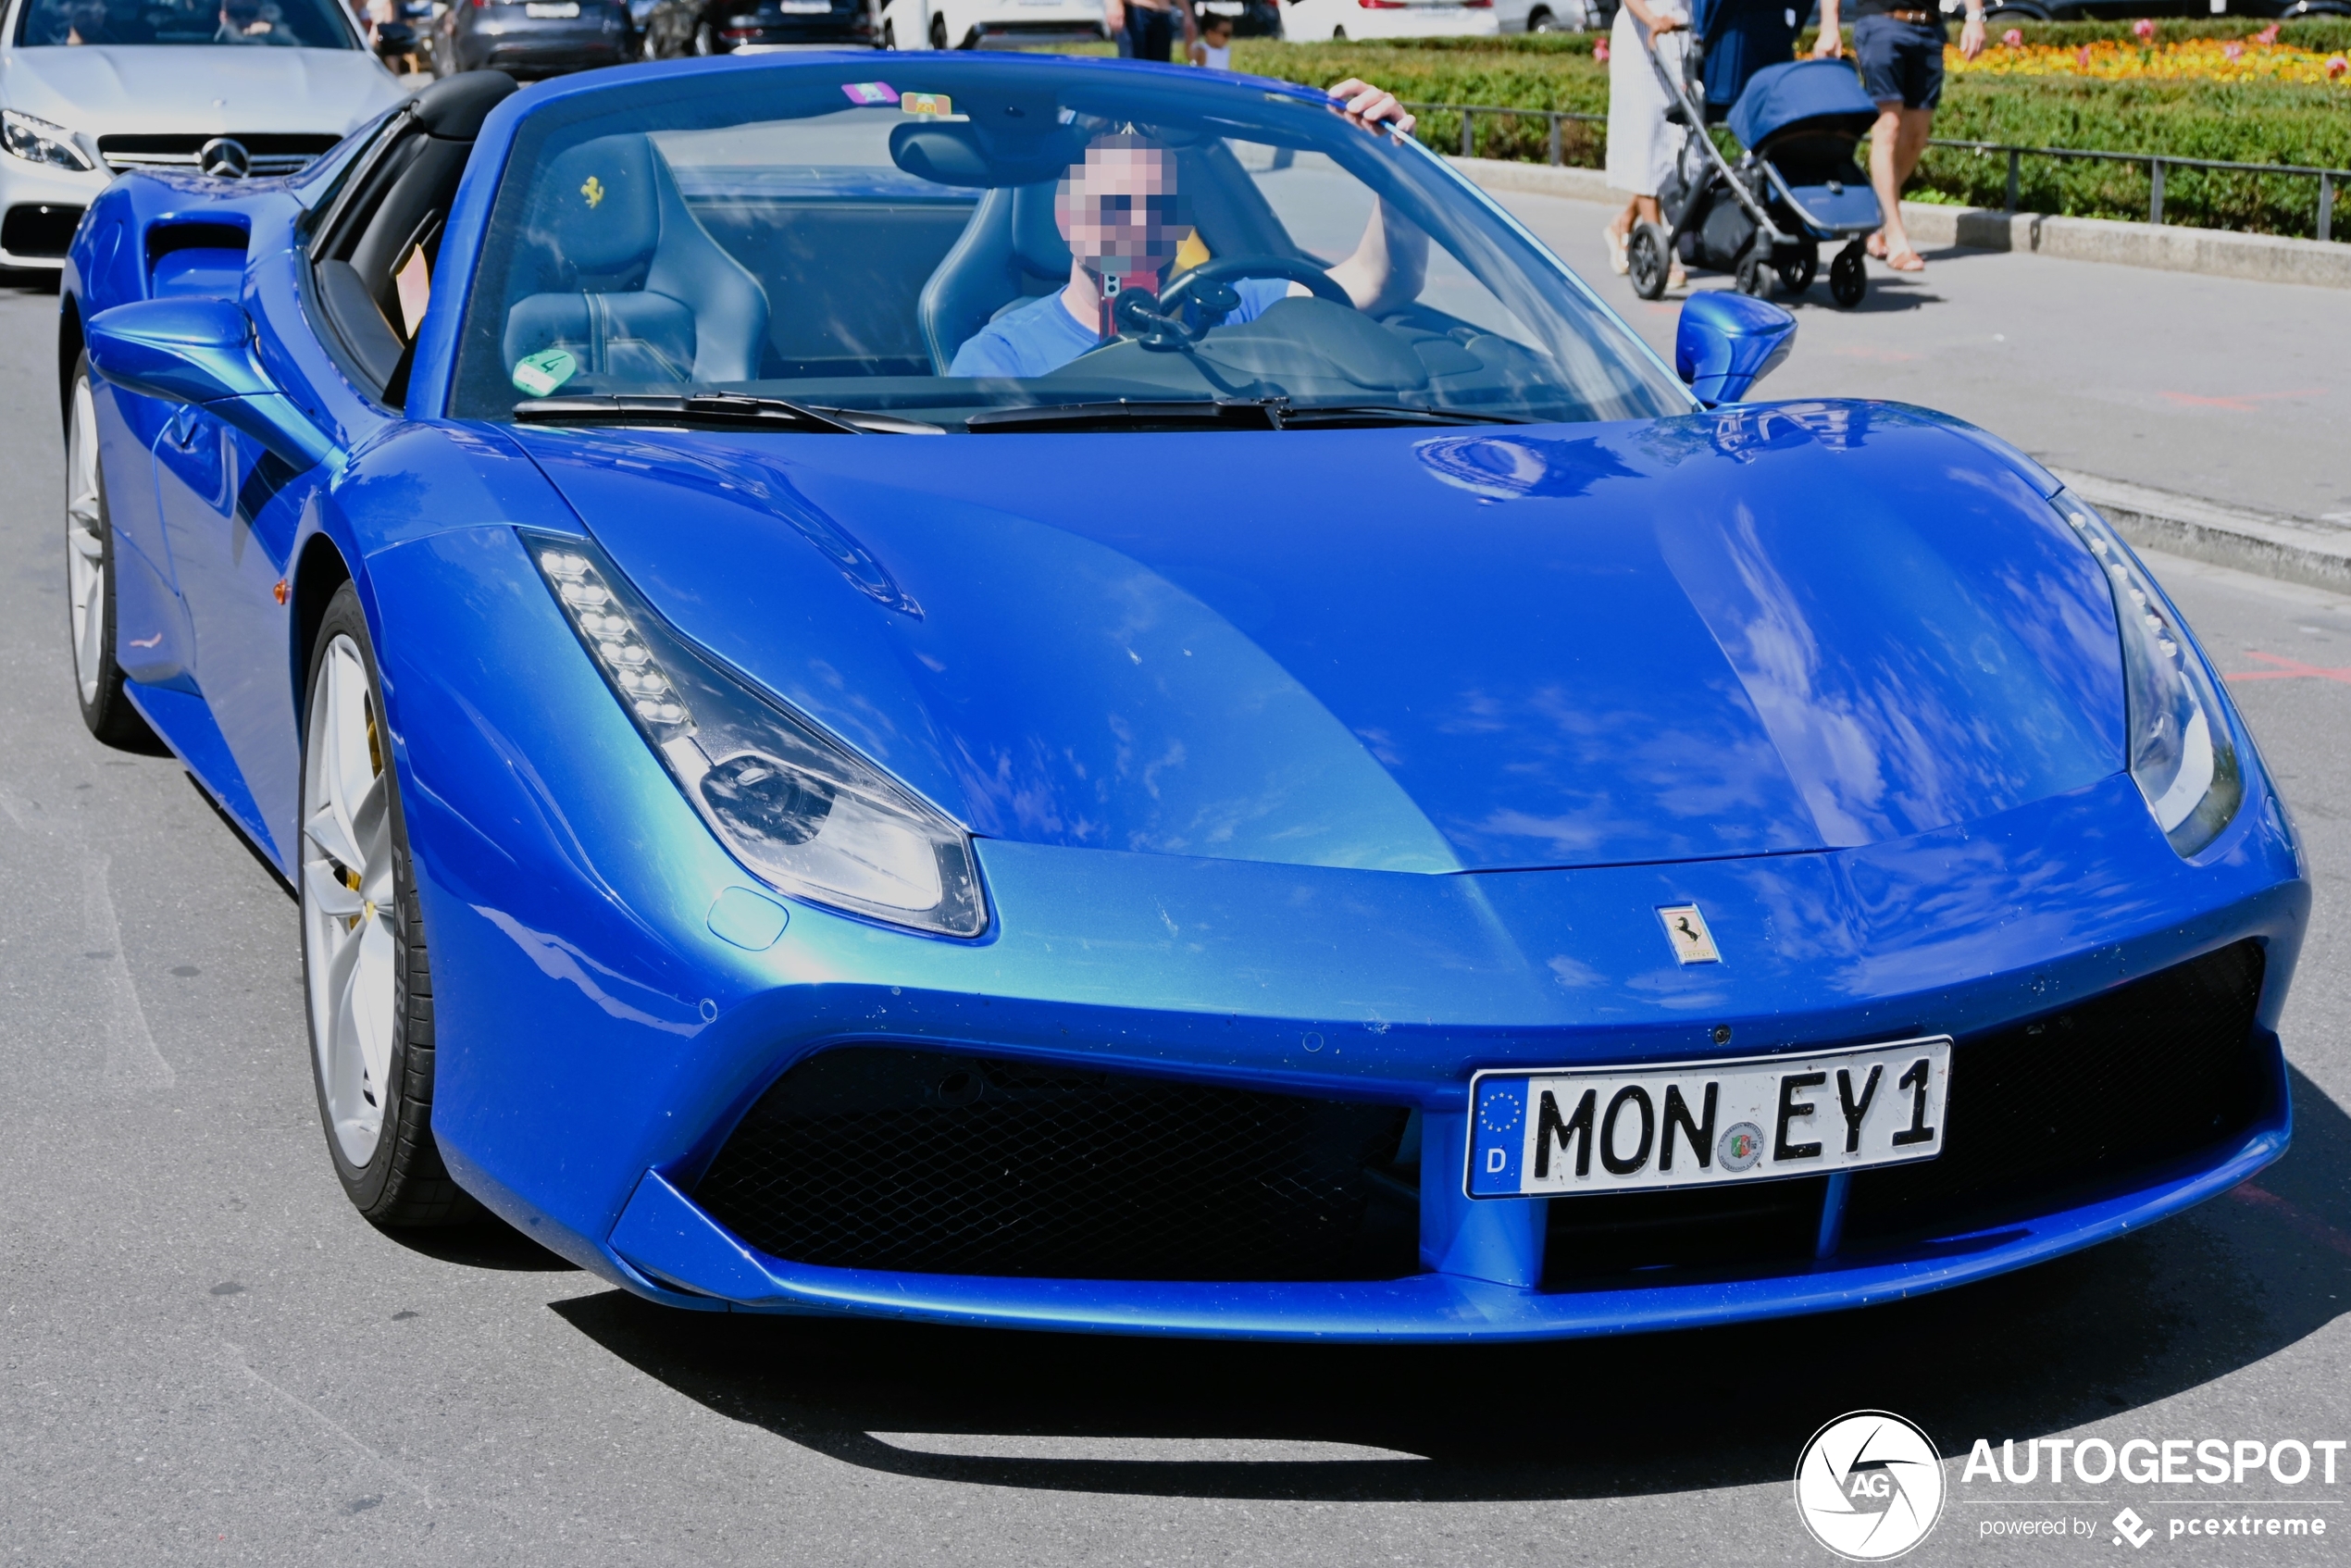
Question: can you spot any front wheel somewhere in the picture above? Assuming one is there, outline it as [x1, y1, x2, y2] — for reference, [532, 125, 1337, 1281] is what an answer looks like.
[1830, 242, 1867, 307]
[928, 11, 947, 45]
[1777, 243, 1818, 295]
[880, 16, 896, 44]
[1527, 6, 1557, 29]
[1626, 221, 1672, 301]
[1735, 252, 1775, 298]
[300, 582, 474, 1226]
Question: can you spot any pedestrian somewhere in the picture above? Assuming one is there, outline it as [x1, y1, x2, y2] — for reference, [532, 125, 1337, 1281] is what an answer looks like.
[1109, 0, 1189, 62]
[1188, 7, 1232, 68]
[1812, 0, 1984, 272]
[1601, 0, 1690, 292]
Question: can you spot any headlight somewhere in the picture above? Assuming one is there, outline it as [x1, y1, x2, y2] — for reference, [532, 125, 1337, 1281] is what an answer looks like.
[2053, 489, 2243, 856]
[527, 532, 988, 938]
[1, 109, 94, 172]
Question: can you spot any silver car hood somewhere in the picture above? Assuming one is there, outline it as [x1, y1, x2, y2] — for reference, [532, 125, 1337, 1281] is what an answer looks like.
[1, 44, 404, 137]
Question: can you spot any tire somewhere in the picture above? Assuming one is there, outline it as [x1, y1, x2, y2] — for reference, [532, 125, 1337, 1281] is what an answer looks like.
[300, 582, 475, 1227]
[1626, 221, 1671, 301]
[1735, 252, 1775, 298]
[64, 355, 159, 752]
[1330, 23, 1346, 37]
[1829, 242, 1867, 307]
[1776, 243, 1818, 295]
[692, 17, 715, 51]
[881, 16, 895, 44]
[1527, 6, 1557, 29]
[928, 11, 947, 45]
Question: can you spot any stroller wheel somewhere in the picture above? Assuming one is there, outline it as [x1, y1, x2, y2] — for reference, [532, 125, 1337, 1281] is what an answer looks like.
[1627, 223, 1672, 302]
[1777, 243, 1819, 296]
[1735, 254, 1775, 299]
[1830, 243, 1868, 308]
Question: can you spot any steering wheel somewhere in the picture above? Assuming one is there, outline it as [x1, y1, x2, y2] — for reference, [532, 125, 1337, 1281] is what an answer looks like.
[1158, 254, 1351, 329]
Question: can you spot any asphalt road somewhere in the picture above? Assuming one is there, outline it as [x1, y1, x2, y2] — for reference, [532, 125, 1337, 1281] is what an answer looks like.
[1493, 189, 2351, 525]
[4, 238, 2349, 1568]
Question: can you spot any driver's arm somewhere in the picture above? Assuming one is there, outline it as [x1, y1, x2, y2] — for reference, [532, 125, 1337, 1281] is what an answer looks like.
[1303, 81, 1429, 315]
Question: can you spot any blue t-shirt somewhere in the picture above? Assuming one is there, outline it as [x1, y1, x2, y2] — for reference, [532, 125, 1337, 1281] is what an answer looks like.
[948, 278, 1294, 379]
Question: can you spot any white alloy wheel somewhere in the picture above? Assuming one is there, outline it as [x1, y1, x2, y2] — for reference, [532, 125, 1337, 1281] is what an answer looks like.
[65, 375, 106, 707]
[302, 633, 399, 1168]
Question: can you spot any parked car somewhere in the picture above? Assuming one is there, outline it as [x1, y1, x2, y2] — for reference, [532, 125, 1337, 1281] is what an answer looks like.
[1277, 0, 1502, 42]
[640, 0, 875, 55]
[0, 0, 404, 270]
[877, 0, 1105, 49]
[1194, 0, 1281, 33]
[431, 0, 630, 78]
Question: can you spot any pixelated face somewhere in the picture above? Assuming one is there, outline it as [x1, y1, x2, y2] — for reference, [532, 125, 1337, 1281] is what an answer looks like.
[1055, 140, 1188, 278]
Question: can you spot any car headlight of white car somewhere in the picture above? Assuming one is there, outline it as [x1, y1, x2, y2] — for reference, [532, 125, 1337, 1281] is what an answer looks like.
[2, 109, 95, 172]
[2054, 489, 2243, 857]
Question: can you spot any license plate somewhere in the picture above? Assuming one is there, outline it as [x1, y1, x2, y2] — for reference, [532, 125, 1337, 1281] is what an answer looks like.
[777, 2, 830, 11]
[1466, 1038, 1951, 1198]
[524, 3, 578, 16]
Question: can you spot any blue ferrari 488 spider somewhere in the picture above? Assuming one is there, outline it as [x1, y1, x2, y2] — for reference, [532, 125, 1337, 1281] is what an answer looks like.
[59, 52, 2305, 1340]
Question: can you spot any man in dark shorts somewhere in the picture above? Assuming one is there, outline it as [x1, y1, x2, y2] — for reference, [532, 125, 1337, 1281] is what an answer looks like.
[1812, 0, 1984, 272]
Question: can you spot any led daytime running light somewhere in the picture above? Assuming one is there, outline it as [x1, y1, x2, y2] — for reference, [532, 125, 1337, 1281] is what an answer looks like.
[1, 108, 94, 173]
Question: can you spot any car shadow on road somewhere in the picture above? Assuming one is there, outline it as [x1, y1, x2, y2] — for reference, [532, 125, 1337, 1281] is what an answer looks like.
[551, 1063, 2351, 1503]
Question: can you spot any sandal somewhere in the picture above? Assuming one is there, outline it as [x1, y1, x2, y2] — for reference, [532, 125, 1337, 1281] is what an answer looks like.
[1885, 247, 1926, 272]
[1602, 223, 1630, 276]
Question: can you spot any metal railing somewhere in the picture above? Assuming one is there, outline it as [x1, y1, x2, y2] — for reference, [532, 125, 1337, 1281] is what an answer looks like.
[1926, 139, 2342, 241]
[1406, 100, 2346, 243]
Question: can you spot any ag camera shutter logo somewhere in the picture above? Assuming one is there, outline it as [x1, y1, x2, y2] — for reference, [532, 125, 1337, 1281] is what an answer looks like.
[1794, 1411, 1946, 1560]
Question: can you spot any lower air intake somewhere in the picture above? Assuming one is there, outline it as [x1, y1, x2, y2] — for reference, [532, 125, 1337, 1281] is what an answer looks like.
[1843, 939, 2269, 1248]
[693, 1048, 1418, 1281]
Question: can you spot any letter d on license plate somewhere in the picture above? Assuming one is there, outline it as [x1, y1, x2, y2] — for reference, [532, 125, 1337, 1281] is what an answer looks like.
[1465, 1039, 1952, 1198]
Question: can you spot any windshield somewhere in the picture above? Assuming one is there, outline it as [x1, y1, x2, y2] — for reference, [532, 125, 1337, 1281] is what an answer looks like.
[17, 0, 360, 46]
[450, 60, 1689, 430]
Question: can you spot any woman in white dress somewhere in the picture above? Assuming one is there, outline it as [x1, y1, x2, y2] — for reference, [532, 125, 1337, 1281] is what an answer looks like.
[1602, 0, 1690, 289]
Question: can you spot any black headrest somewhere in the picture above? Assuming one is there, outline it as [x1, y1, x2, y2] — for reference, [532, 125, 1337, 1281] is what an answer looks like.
[534, 133, 662, 274]
[411, 70, 517, 142]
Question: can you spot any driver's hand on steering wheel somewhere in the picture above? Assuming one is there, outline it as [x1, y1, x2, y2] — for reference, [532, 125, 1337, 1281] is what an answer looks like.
[1327, 79, 1415, 136]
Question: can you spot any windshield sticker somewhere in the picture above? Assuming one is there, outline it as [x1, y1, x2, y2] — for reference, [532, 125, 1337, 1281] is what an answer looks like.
[511, 348, 578, 398]
[840, 81, 899, 106]
[901, 92, 952, 117]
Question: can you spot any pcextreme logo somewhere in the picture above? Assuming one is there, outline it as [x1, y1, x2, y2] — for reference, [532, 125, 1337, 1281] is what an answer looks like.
[1795, 1411, 1947, 1561]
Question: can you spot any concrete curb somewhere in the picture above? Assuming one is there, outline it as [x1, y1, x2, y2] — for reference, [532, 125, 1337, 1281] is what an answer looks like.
[2051, 468, 2351, 595]
[1449, 156, 2351, 291]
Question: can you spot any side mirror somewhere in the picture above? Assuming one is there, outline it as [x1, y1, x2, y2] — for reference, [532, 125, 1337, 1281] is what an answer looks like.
[1675, 292, 1797, 405]
[85, 297, 333, 468]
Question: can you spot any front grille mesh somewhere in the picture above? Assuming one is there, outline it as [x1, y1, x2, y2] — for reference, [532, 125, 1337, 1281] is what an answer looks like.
[694, 1048, 1417, 1281]
[97, 132, 339, 177]
[1844, 939, 2269, 1247]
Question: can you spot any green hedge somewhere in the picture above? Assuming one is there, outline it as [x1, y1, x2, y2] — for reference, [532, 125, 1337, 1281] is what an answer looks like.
[1220, 38, 2351, 237]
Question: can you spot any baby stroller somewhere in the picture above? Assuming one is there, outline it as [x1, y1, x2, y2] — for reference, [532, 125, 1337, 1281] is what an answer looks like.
[1629, 0, 1883, 307]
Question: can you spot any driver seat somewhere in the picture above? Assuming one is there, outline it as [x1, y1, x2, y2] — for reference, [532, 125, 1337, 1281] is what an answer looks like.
[502, 133, 769, 387]
[916, 181, 1071, 375]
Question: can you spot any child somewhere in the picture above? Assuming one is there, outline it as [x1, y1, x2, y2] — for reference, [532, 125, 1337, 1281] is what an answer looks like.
[1188, 12, 1232, 70]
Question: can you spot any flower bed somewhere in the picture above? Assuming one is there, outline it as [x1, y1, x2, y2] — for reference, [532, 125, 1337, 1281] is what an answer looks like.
[1955, 29, 2348, 87]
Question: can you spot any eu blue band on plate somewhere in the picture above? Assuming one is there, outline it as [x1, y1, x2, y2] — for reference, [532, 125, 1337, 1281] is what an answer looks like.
[1470, 1075, 1530, 1197]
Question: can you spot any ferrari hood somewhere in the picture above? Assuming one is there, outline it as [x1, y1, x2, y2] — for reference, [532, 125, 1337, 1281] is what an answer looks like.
[512, 403, 2125, 874]
[2, 46, 402, 139]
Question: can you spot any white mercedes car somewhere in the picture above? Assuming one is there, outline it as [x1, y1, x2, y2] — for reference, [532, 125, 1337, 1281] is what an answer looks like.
[0, 0, 404, 269]
[877, 0, 1106, 51]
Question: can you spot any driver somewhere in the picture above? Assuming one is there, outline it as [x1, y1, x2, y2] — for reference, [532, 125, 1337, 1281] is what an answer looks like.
[949, 79, 1429, 380]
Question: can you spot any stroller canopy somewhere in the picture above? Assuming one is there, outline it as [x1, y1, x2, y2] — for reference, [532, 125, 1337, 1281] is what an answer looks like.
[1728, 57, 1884, 146]
[1690, 0, 1800, 111]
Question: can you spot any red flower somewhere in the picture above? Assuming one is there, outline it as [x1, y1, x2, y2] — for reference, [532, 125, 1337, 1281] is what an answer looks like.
[2222, 40, 2243, 60]
[2001, 26, 2021, 45]
[2329, 54, 2349, 79]
[2253, 23, 2279, 44]
[1593, 37, 1609, 60]
[2130, 16, 2154, 41]
[2074, 44, 2091, 65]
